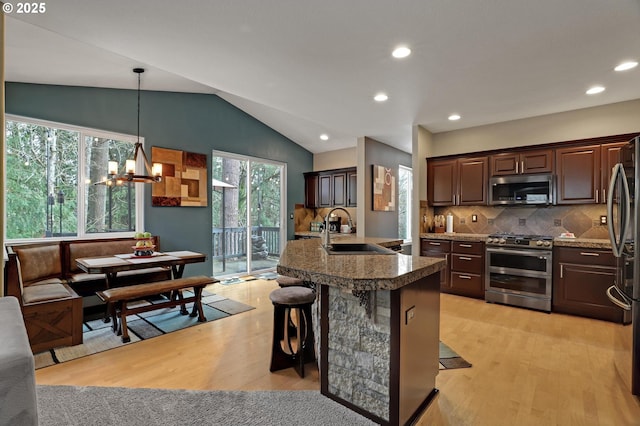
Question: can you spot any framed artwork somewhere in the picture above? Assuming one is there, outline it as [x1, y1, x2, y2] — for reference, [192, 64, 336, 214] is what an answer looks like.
[151, 147, 208, 207]
[372, 164, 395, 211]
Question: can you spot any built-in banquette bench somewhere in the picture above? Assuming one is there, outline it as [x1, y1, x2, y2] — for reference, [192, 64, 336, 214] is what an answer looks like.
[4, 237, 172, 353]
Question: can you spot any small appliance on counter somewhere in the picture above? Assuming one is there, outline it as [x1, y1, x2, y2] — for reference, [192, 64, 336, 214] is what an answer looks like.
[434, 215, 445, 233]
[328, 217, 341, 233]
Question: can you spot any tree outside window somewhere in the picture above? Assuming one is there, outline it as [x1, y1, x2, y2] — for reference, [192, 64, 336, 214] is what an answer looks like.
[5, 116, 141, 240]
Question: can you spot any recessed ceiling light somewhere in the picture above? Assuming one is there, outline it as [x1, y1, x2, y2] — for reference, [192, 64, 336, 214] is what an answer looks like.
[320, 134, 329, 141]
[374, 93, 388, 102]
[448, 114, 461, 121]
[586, 86, 605, 95]
[392, 46, 411, 59]
[615, 61, 638, 71]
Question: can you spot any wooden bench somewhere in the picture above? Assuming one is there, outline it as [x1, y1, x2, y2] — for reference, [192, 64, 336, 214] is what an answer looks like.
[96, 276, 217, 342]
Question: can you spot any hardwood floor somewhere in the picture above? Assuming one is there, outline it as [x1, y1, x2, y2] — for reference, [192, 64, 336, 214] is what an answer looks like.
[36, 279, 640, 425]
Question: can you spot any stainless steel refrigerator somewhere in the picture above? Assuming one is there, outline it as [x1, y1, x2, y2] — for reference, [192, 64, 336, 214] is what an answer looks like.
[607, 136, 640, 396]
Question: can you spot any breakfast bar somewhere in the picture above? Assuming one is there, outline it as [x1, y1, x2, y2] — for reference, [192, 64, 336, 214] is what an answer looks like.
[277, 237, 446, 426]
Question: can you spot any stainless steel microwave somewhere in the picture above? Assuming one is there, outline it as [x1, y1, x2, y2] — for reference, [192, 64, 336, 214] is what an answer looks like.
[489, 174, 555, 205]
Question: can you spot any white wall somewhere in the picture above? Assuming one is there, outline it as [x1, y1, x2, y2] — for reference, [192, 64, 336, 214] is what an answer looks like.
[426, 99, 640, 157]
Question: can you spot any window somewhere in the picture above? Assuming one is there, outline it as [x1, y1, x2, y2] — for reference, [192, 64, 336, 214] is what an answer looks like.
[398, 165, 412, 241]
[5, 115, 144, 240]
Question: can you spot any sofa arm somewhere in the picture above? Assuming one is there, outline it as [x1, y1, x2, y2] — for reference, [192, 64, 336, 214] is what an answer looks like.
[0, 296, 38, 425]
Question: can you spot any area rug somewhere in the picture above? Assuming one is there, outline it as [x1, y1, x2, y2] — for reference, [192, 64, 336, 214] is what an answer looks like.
[439, 341, 472, 370]
[36, 385, 376, 425]
[220, 271, 278, 285]
[34, 290, 254, 369]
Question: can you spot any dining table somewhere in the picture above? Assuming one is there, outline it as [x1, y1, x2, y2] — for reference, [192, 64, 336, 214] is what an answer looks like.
[75, 250, 207, 290]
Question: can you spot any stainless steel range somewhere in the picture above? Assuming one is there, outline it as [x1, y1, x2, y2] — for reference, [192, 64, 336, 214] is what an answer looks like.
[485, 233, 553, 312]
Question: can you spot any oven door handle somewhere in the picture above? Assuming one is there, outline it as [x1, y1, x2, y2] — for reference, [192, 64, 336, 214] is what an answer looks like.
[486, 247, 551, 257]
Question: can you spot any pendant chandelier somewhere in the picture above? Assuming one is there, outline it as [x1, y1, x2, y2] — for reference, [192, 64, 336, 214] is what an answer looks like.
[100, 68, 162, 185]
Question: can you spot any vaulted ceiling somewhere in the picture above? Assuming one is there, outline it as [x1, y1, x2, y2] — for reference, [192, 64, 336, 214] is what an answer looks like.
[5, 0, 640, 154]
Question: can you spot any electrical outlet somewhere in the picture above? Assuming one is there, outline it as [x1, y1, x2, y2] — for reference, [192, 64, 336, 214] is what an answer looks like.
[488, 219, 494, 225]
[600, 215, 607, 225]
[554, 219, 562, 227]
[460, 218, 466, 224]
[472, 214, 478, 222]
[519, 218, 526, 226]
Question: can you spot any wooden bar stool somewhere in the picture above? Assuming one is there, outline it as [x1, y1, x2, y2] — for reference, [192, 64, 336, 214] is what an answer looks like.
[269, 286, 316, 378]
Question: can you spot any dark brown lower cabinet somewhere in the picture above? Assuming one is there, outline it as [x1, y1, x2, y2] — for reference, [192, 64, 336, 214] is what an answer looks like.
[553, 247, 627, 323]
[450, 241, 485, 299]
[420, 238, 484, 298]
[420, 239, 450, 292]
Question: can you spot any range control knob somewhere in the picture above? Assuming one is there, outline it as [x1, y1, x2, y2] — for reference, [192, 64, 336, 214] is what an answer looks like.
[536, 240, 543, 246]
[543, 241, 551, 247]
[498, 238, 506, 245]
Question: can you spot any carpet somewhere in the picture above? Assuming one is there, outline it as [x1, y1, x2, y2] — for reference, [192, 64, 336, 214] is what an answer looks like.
[36, 385, 376, 425]
[34, 290, 254, 369]
[439, 341, 472, 370]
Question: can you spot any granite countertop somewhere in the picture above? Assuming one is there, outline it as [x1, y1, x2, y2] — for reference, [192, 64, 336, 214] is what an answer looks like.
[420, 232, 488, 242]
[553, 238, 611, 249]
[277, 238, 445, 291]
[420, 233, 611, 249]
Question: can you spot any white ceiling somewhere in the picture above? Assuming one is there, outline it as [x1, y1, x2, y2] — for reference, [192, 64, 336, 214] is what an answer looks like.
[4, 0, 640, 154]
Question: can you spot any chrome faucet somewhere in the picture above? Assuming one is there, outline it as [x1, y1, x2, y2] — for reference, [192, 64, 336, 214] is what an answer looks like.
[323, 207, 353, 247]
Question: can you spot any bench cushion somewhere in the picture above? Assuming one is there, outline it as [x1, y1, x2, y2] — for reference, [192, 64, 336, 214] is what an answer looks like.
[15, 245, 62, 287]
[22, 283, 73, 304]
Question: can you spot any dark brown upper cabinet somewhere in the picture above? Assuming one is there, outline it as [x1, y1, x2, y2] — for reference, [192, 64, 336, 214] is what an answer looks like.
[556, 142, 626, 205]
[600, 142, 626, 204]
[428, 156, 488, 206]
[490, 149, 554, 176]
[556, 145, 601, 204]
[304, 168, 356, 208]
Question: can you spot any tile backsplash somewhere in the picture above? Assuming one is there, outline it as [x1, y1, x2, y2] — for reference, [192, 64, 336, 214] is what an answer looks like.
[294, 205, 357, 232]
[432, 204, 608, 238]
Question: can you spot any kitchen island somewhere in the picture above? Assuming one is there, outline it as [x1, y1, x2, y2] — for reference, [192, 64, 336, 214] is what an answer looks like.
[277, 237, 446, 426]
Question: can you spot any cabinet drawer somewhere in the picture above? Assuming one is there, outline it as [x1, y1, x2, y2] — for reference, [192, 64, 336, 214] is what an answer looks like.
[555, 247, 616, 266]
[421, 239, 451, 254]
[451, 253, 483, 273]
[450, 272, 484, 297]
[452, 241, 483, 255]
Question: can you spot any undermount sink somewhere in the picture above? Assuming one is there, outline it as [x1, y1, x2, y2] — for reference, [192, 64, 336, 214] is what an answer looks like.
[324, 243, 397, 255]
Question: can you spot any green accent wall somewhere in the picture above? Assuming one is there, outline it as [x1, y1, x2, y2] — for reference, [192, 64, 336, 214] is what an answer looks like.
[5, 82, 313, 277]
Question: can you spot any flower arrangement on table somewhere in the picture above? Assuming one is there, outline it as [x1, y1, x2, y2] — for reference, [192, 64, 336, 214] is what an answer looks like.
[133, 231, 156, 257]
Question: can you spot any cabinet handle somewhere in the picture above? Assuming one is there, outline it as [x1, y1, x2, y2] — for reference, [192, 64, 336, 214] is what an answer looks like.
[459, 256, 472, 261]
[560, 264, 563, 278]
[521, 161, 524, 173]
[595, 189, 599, 204]
[429, 242, 441, 246]
[602, 189, 605, 202]
[579, 252, 600, 257]
[459, 244, 472, 248]
[459, 275, 472, 280]
[515, 161, 519, 174]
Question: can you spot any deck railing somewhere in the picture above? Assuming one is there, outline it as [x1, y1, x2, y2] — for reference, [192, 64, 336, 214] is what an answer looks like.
[212, 226, 280, 260]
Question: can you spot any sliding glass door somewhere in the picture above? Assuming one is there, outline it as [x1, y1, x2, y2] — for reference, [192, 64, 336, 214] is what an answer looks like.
[211, 152, 285, 277]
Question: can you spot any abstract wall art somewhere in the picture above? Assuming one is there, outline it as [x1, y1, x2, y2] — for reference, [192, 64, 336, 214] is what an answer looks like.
[151, 147, 208, 207]
[372, 164, 395, 211]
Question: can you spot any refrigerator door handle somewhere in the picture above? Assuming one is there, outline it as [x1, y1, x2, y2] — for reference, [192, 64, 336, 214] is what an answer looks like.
[607, 163, 630, 258]
[606, 285, 632, 311]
